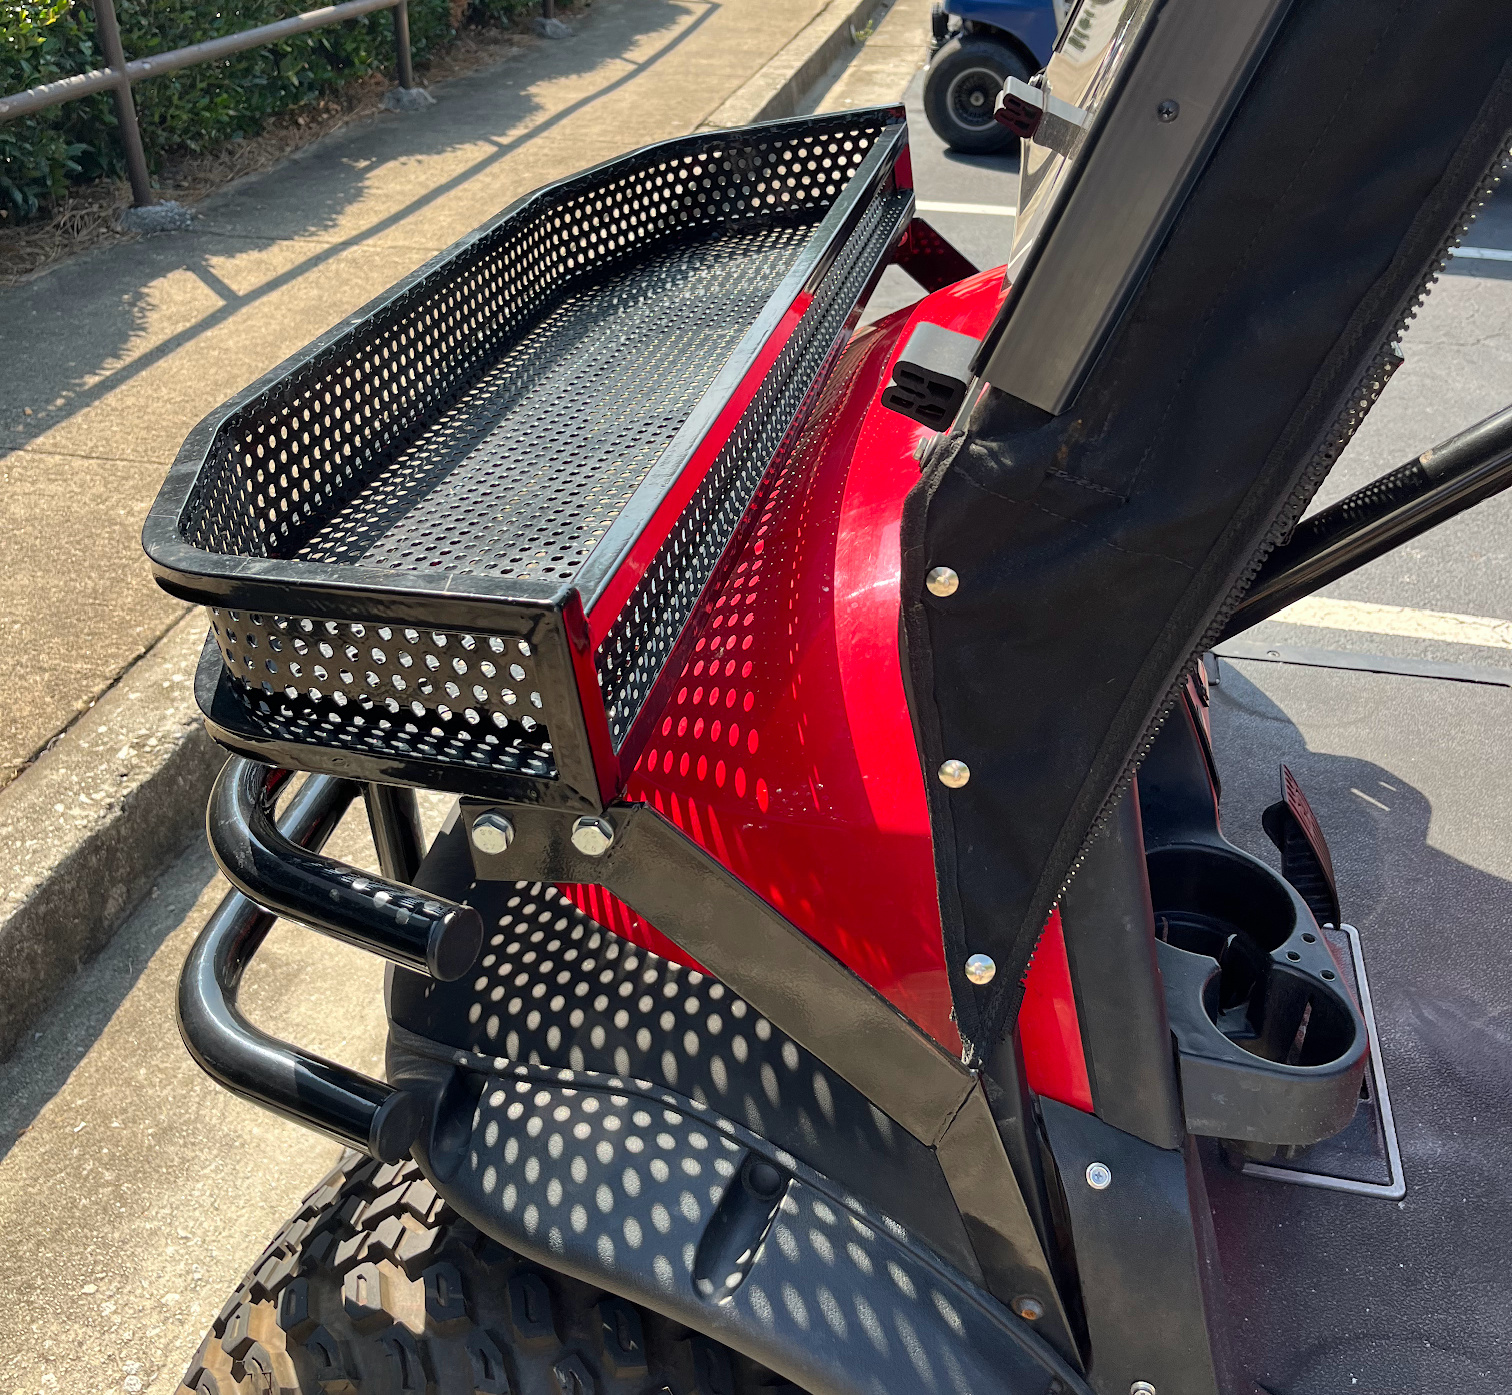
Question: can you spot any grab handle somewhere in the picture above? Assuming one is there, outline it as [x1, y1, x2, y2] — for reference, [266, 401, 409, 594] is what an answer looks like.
[178, 766, 427, 1160]
[207, 758, 482, 981]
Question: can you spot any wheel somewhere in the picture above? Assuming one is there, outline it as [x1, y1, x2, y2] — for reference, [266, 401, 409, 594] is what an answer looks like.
[922, 37, 1029, 155]
[177, 1151, 803, 1395]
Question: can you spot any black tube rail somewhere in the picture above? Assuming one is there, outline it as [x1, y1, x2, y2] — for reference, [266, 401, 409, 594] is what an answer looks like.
[209, 759, 483, 981]
[177, 771, 427, 1160]
[1222, 402, 1512, 639]
[363, 782, 426, 884]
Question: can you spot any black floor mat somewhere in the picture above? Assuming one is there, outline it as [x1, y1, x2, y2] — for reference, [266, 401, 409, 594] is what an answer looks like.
[1202, 656, 1512, 1393]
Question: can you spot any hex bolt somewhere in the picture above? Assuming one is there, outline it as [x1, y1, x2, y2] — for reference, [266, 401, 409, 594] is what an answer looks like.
[965, 953, 996, 986]
[1086, 1161, 1113, 1190]
[1131, 1383, 1158, 1395]
[1156, 99, 1179, 122]
[1011, 1295, 1044, 1322]
[571, 816, 615, 857]
[470, 812, 515, 856]
[925, 566, 960, 597]
[938, 758, 970, 788]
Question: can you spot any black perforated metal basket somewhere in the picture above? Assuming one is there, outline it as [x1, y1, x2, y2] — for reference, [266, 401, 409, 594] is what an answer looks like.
[145, 108, 914, 809]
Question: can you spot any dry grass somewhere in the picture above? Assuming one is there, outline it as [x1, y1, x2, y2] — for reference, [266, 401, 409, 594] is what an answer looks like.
[0, 14, 554, 285]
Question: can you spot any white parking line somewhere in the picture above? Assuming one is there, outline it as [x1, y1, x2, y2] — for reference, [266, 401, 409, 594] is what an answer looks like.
[915, 200, 1017, 216]
[1450, 246, 1512, 262]
[1271, 596, 1512, 649]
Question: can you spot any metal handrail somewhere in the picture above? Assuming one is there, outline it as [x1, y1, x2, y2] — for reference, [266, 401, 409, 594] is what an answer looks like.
[207, 758, 483, 981]
[0, 0, 421, 210]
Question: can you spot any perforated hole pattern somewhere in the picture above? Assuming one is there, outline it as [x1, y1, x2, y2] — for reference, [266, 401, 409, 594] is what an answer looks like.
[595, 182, 913, 747]
[180, 115, 895, 588]
[211, 611, 557, 779]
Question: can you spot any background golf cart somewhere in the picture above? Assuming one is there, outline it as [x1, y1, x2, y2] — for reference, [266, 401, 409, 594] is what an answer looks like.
[925, 0, 1068, 152]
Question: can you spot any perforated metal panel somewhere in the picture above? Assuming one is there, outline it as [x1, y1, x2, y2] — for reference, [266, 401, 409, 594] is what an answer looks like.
[595, 184, 911, 748]
[148, 109, 914, 807]
[209, 610, 557, 779]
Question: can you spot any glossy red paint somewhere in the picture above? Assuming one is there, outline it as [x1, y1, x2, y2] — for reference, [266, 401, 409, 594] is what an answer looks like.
[1017, 908, 1095, 1112]
[562, 271, 1002, 1053]
[560, 259, 1095, 1094]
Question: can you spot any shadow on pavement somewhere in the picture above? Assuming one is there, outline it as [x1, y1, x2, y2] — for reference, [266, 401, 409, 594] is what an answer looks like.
[1205, 660, 1512, 1394]
[0, 841, 218, 1166]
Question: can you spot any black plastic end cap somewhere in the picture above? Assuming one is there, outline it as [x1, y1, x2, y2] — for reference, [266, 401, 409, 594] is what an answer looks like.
[368, 1089, 428, 1163]
[426, 905, 485, 982]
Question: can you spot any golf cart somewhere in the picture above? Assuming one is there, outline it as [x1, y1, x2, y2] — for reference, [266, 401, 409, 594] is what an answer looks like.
[923, 1, 1063, 153]
[142, 0, 1512, 1390]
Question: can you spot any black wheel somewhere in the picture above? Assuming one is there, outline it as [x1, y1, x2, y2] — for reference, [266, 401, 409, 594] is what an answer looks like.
[177, 1151, 804, 1394]
[922, 37, 1028, 155]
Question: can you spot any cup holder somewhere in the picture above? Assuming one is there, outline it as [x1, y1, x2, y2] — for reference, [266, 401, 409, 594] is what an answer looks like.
[1148, 842, 1368, 1147]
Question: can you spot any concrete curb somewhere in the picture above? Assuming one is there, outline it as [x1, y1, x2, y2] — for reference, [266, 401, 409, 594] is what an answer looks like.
[0, 613, 222, 1061]
[699, 0, 890, 129]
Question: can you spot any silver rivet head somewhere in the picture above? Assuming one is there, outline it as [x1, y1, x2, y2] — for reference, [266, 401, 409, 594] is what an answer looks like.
[938, 758, 970, 788]
[470, 812, 515, 856]
[571, 815, 615, 857]
[965, 953, 996, 985]
[926, 566, 959, 597]
[1086, 1161, 1113, 1190]
[1011, 1295, 1044, 1322]
[1131, 1383, 1158, 1395]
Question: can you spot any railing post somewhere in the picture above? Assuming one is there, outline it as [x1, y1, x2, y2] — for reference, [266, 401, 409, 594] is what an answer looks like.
[391, 0, 416, 91]
[90, 0, 154, 208]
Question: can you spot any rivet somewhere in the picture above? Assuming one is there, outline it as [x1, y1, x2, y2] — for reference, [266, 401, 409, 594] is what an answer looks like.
[470, 811, 514, 856]
[1011, 1295, 1044, 1322]
[1131, 1383, 1158, 1395]
[938, 758, 970, 788]
[571, 815, 615, 857]
[1086, 1161, 1112, 1191]
[965, 953, 996, 985]
[1156, 99, 1179, 122]
[925, 566, 959, 597]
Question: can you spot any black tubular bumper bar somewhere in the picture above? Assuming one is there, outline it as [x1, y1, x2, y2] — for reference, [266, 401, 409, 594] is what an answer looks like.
[181, 758, 481, 1161]
[179, 770, 428, 1160]
[1222, 402, 1512, 639]
[208, 758, 482, 981]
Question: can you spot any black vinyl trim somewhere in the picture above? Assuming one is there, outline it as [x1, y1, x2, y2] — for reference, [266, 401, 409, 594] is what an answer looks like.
[901, 0, 1512, 1057]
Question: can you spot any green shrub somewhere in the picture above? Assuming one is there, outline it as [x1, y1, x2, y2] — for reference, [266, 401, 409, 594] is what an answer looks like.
[0, 0, 531, 222]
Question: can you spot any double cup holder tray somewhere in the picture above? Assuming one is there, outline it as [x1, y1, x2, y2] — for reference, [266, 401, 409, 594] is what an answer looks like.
[145, 109, 915, 810]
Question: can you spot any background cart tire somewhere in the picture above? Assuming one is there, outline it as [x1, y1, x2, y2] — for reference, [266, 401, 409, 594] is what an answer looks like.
[923, 37, 1027, 154]
[176, 1151, 802, 1395]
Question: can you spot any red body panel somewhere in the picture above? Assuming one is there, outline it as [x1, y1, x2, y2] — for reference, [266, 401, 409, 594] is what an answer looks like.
[1017, 909, 1095, 1112]
[562, 265, 1092, 1107]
